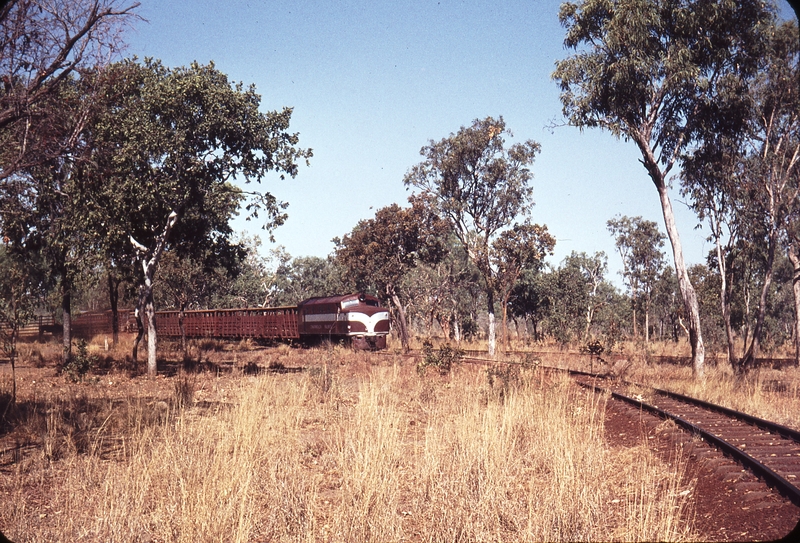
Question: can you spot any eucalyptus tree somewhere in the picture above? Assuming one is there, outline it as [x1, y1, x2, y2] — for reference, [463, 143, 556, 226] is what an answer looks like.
[543, 263, 591, 345]
[210, 236, 274, 309]
[0, 0, 139, 179]
[681, 134, 746, 367]
[682, 19, 799, 369]
[740, 19, 800, 369]
[509, 263, 553, 343]
[492, 222, 555, 350]
[650, 265, 682, 341]
[607, 216, 666, 342]
[335, 197, 448, 351]
[553, 0, 775, 377]
[266, 253, 347, 307]
[88, 59, 311, 375]
[403, 116, 541, 356]
[403, 233, 483, 342]
[561, 251, 609, 340]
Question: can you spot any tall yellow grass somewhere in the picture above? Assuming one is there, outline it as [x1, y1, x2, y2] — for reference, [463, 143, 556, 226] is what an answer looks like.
[2, 354, 695, 542]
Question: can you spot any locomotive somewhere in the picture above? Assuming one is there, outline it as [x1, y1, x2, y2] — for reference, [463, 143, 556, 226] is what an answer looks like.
[71, 293, 391, 350]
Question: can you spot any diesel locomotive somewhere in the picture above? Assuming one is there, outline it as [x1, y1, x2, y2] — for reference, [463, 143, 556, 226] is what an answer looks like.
[71, 293, 391, 350]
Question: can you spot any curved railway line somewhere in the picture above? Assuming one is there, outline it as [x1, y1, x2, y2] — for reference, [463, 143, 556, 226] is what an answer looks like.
[567, 372, 800, 507]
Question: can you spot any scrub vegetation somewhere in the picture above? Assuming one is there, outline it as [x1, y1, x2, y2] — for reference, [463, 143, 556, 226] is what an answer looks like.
[1, 341, 697, 542]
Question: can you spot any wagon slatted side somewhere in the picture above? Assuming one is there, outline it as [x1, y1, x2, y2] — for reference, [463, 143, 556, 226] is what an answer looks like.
[72, 310, 135, 338]
[155, 307, 300, 340]
[262, 308, 299, 339]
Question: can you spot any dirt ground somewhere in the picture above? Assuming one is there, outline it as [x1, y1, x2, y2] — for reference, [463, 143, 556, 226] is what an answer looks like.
[603, 399, 800, 541]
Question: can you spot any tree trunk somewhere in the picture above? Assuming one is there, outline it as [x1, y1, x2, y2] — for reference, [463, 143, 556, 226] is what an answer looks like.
[437, 314, 451, 341]
[146, 293, 157, 376]
[132, 310, 144, 362]
[713, 228, 738, 369]
[108, 272, 120, 346]
[61, 277, 72, 365]
[741, 230, 777, 371]
[130, 210, 179, 377]
[788, 243, 800, 366]
[389, 289, 410, 352]
[655, 182, 705, 377]
[132, 282, 146, 362]
[502, 290, 511, 352]
[487, 287, 496, 357]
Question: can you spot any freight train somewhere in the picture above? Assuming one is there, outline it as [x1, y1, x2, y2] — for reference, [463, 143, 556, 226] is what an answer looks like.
[71, 293, 391, 350]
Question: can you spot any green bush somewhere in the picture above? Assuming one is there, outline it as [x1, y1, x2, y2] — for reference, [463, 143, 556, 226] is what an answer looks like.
[417, 340, 464, 376]
[63, 340, 96, 382]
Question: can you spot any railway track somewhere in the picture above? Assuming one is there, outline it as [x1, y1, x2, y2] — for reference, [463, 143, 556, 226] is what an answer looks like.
[566, 372, 800, 510]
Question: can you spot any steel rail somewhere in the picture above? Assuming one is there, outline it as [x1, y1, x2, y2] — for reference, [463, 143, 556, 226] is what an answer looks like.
[650, 386, 800, 443]
[575, 379, 800, 508]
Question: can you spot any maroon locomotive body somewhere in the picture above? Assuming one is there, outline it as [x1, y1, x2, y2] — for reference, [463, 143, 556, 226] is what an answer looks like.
[71, 293, 390, 350]
[297, 293, 390, 350]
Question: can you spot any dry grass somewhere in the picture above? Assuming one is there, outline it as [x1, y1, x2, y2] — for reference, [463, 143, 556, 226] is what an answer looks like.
[622, 363, 800, 429]
[1, 347, 695, 542]
[516, 338, 800, 430]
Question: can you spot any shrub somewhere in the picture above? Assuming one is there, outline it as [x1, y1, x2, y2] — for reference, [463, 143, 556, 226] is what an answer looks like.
[173, 374, 196, 409]
[63, 340, 96, 382]
[417, 340, 464, 376]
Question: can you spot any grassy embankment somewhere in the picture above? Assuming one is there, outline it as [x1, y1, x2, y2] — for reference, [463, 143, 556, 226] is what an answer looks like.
[0, 339, 696, 542]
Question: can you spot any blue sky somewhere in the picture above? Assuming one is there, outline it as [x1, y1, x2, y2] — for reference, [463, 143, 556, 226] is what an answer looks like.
[125, 0, 794, 284]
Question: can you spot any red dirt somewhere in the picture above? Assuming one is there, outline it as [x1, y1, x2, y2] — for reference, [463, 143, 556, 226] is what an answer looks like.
[603, 398, 800, 541]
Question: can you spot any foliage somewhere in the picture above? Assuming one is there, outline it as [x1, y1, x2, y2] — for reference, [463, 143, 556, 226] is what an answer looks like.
[607, 215, 666, 340]
[0, 0, 139, 178]
[269, 253, 348, 307]
[80, 58, 311, 374]
[404, 116, 542, 356]
[417, 340, 464, 376]
[510, 252, 623, 347]
[0, 245, 45, 401]
[400, 233, 483, 342]
[680, 18, 799, 369]
[493, 221, 556, 348]
[581, 339, 605, 361]
[553, 0, 776, 376]
[62, 339, 95, 382]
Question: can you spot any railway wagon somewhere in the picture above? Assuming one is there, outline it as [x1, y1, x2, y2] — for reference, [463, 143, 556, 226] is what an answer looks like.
[71, 293, 390, 350]
[156, 306, 300, 340]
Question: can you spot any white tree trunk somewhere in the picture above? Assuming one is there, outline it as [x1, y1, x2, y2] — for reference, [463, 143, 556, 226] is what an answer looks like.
[788, 244, 800, 366]
[146, 296, 157, 376]
[487, 287, 496, 357]
[656, 183, 705, 377]
[131, 210, 179, 377]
